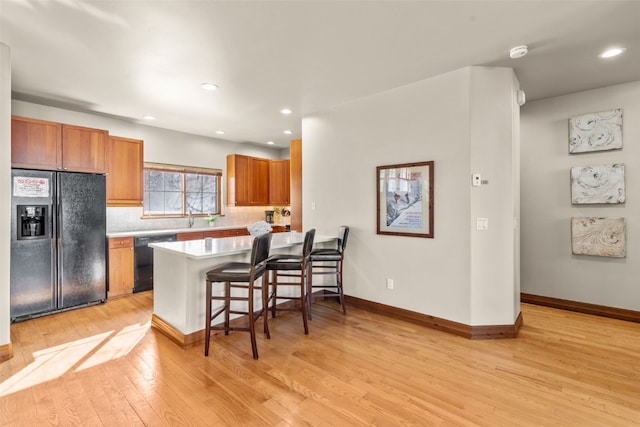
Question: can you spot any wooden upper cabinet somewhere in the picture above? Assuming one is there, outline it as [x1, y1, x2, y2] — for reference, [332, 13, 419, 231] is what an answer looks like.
[11, 116, 108, 174]
[227, 154, 292, 207]
[227, 154, 250, 206]
[269, 159, 290, 205]
[227, 154, 270, 206]
[62, 124, 108, 173]
[250, 157, 270, 205]
[107, 136, 144, 206]
[11, 116, 62, 170]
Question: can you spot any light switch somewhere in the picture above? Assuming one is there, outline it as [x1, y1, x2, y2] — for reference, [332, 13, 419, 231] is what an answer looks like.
[476, 218, 488, 230]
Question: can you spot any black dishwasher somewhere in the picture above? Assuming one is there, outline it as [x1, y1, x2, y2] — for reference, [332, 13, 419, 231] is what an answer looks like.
[134, 234, 177, 293]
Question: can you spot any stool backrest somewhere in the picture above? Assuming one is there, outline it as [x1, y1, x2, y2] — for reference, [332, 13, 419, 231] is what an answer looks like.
[303, 229, 316, 257]
[337, 226, 350, 254]
[251, 232, 273, 269]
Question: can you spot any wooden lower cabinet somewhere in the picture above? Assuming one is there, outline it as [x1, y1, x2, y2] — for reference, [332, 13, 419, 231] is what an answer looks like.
[108, 237, 134, 298]
[177, 232, 204, 241]
[177, 228, 252, 241]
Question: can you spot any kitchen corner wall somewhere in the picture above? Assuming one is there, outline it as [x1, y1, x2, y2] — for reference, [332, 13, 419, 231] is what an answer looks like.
[302, 66, 520, 326]
[521, 81, 640, 310]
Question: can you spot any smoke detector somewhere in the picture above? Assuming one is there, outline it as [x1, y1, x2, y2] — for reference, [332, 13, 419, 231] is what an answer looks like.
[509, 45, 528, 59]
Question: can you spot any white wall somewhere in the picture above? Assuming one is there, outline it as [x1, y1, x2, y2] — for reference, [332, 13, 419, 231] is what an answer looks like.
[0, 44, 11, 348]
[469, 68, 521, 325]
[521, 81, 640, 310]
[302, 66, 520, 326]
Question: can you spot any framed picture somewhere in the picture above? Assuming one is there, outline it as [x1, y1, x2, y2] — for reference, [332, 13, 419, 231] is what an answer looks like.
[569, 109, 622, 154]
[376, 161, 434, 238]
[570, 163, 625, 204]
[571, 217, 626, 258]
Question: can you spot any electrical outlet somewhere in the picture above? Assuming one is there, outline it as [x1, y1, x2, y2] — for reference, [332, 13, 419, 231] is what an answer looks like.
[386, 278, 394, 290]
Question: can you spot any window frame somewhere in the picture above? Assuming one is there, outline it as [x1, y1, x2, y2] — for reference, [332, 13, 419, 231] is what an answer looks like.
[142, 162, 222, 218]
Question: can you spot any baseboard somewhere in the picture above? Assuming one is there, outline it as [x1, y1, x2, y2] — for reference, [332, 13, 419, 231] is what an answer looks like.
[151, 314, 203, 348]
[344, 295, 521, 339]
[0, 342, 14, 362]
[151, 312, 268, 349]
[521, 293, 640, 323]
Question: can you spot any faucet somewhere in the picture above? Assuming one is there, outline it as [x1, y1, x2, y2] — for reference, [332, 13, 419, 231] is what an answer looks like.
[188, 209, 194, 228]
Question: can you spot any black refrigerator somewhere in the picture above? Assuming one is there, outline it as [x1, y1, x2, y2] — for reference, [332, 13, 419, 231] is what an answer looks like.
[10, 168, 107, 321]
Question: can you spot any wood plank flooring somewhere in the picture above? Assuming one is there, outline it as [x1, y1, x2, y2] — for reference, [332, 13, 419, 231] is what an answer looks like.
[1, 292, 639, 426]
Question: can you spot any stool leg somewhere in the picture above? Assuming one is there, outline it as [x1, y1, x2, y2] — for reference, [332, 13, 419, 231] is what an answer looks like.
[205, 279, 212, 356]
[307, 263, 313, 320]
[224, 281, 231, 335]
[301, 262, 309, 334]
[262, 274, 271, 339]
[271, 270, 278, 319]
[338, 260, 346, 315]
[248, 282, 258, 359]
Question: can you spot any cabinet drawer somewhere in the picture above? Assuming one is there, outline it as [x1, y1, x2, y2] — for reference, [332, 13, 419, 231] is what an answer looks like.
[109, 237, 134, 249]
[225, 228, 250, 237]
[177, 232, 204, 241]
[203, 230, 227, 239]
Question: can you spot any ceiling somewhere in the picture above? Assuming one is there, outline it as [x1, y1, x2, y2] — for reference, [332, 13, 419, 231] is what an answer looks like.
[1, 1, 639, 148]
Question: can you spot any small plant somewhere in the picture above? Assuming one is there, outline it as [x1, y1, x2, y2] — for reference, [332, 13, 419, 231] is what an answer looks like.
[204, 213, 220, 224]
[273, 207, 291, 217]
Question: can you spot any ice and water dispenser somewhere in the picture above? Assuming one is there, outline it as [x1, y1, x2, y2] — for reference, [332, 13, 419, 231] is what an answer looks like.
[17, 205, 47, 240]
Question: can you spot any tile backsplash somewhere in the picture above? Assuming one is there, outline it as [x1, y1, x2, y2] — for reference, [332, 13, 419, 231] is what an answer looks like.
[107, 206, 280, 233]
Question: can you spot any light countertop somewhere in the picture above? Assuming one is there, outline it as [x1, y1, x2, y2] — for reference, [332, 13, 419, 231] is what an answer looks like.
[149, 232, 335, 260]
[107, 225, 254, 238]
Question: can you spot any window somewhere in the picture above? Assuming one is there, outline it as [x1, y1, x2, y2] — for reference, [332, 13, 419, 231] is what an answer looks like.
[143, 163, 222, 217]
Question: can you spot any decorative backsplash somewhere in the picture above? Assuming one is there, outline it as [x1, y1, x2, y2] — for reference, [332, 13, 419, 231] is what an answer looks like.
[106, 206, 269, 233]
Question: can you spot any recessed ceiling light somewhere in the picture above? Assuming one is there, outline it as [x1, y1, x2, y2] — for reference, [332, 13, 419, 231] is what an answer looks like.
[201, 82, 219, 91]
[216, 130, 225, 135]
[143, 115, 155, 120]
[283, 130, 292, 135]
[509, 45, 528, 59]
[599, 47, 626, 58]
[267, 141, 275, 145]
[280, 108, 292, 115]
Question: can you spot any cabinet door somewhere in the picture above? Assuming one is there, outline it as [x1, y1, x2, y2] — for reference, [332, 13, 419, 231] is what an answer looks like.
[224, 228, 250, 237]
[203, 230, 228, 238]
[11, 116, 62, 170]
[177, 232, 204, 241]
[249, 157, 270, 205]
[269, 159, 290, 205]
[62, 124, 108, 173]
[227, 154, 250, 206]
[107, 136, 144, 206]
[108, 238, 134, 298]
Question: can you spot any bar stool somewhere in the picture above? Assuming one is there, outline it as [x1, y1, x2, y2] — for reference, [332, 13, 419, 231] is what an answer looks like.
[204, 232, 272, 359]
[307, 226, 349, 319]
[265, 229, 315, 334]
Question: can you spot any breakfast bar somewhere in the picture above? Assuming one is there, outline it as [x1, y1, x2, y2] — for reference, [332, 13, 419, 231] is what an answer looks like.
[149, 231, 335, 347]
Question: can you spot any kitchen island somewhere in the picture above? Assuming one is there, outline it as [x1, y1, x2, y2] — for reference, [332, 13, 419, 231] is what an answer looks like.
[149, 232, 336, 347]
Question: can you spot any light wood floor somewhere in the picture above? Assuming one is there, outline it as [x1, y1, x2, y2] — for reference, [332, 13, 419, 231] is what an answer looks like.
[1, 292, 639, 426]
